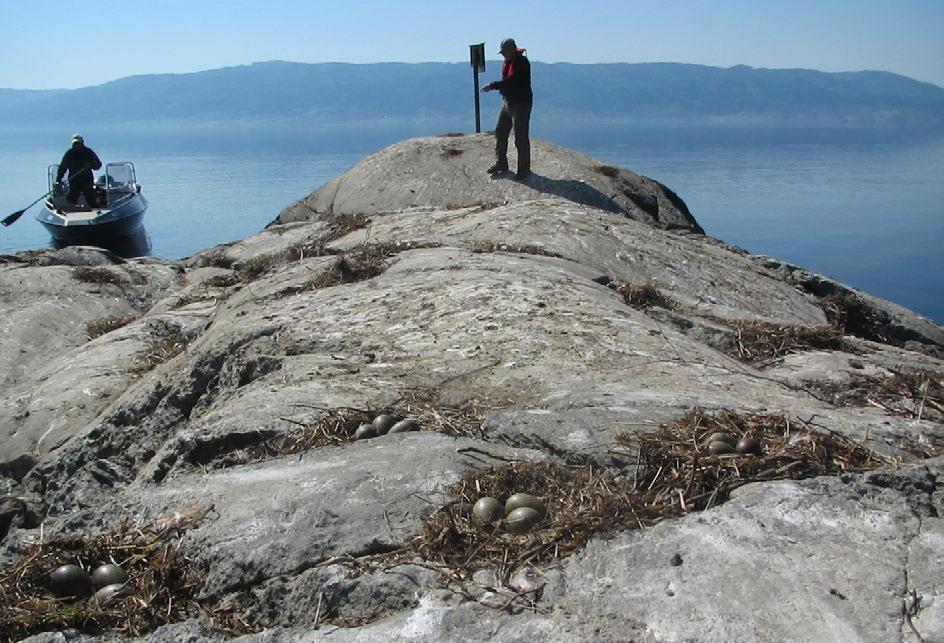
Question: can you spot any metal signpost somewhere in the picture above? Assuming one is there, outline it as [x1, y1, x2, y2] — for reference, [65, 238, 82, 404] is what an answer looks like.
[469, 43, 485, 133]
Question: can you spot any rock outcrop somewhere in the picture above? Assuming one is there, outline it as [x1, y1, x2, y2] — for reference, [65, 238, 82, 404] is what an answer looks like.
[1, 134, 942, 642]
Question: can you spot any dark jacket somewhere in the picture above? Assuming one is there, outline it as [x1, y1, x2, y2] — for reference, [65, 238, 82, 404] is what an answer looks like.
[494, 50, 532, 104]
[56, 144, 102, 184]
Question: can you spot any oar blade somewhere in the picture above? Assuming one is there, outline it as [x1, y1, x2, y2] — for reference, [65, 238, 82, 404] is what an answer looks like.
[1, 209, 26, 227]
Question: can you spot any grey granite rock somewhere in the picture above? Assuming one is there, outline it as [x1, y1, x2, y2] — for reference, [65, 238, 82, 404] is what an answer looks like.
[1, 136, 942, 642]
[274, 134, 704, 233]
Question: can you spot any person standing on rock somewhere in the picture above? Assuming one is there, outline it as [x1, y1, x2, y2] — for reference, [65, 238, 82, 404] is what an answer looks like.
[482, 38, 533, 180]
[55, 134, 103, 207]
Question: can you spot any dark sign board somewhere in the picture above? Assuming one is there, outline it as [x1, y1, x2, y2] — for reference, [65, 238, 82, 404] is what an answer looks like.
[469, 43, 485, 72]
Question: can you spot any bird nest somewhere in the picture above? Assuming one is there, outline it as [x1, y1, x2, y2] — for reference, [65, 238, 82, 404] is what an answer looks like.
[813, 369, 944, 442]
[412, 409, 897, 585]
[468, 241, 563, 258]
[623, 409, 898, 513]
[721, 319, 846, 364]
[0, 506, 234, 641]
[607, 281, 679, 310]
[190, 390, 503, 472]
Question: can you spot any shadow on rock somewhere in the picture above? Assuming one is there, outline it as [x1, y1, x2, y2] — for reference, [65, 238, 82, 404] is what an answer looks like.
[518, 173, 623, 214]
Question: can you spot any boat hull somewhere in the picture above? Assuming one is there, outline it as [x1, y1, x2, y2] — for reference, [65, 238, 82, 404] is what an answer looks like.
[36, 194, 148, 244]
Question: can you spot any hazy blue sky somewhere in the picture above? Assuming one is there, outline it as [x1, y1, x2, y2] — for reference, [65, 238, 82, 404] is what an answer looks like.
[2, 0, 942, 89]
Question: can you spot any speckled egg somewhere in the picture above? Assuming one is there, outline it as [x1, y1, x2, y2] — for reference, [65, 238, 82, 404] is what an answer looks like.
[505, 507, 543, 534]
[91, 563, 128, 589]
[472, 497, 504, 525]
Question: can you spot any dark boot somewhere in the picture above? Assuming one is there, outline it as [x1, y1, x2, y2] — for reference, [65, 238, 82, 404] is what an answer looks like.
[487, 161, 509, 174]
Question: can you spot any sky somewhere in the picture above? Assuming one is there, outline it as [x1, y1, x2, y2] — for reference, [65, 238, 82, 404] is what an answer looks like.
[2, 0, 942, 90]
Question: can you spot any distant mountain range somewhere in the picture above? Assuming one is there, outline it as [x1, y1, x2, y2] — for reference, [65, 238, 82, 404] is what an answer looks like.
[1, 60, 942, 131]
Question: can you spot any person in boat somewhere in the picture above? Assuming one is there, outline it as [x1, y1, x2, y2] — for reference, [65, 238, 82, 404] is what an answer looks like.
[55, 134, 103, 207]
[481, 38, 533, 180]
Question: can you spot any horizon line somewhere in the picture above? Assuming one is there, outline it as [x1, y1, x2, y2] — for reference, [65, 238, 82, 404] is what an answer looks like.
[4, 59, 941, 93]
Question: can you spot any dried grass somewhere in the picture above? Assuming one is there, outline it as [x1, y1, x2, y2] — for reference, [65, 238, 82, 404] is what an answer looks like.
[722, 319, 845, 364]
[203, 274, 239, 289]
[820, 292, 892, 344]
[236, 253, 282, 282]
[196, 251, 236, 270]
[412, 461, 637, 583]
[608, 281, 678, 310]
[305, 253, 387, 290]
[303, 241, 441, 291]
[86, 314, 137, 340]
[192, 391, 504, 472]
[231, 214, 372, 283]
[129, 321, 191, 375]
[0, 507, 219, 641]
[815, 369, 944, 430]
[594, 165, 620, 178]
[412, 409, 897, 583]
[392, 389, 512, 440]
[623, 409, 897, 513]
[469, 241, 563, 259]
[277, 213, 371, 264]
[71, 266, 128, 287]
[193, 407, 371, 470]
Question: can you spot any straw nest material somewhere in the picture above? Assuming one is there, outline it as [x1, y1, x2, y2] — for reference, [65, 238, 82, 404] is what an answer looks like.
[71, 266, 130, 287]
[607, 281, 679, 311]
[468, 241, 563, 258]
[819, 292, 894, 345]
[192, 391, 503, 471]
[0, 506, 229, 641]
[815, 368, 944, 436]
[411, 409, 897, 585]
[129, 320, 191, 375]
[720, 319, 845, 364]
[85, 314, 137, 340]
[621, 409, 898, 513]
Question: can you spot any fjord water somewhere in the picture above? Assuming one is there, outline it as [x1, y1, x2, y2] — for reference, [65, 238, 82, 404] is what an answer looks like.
[1, 126, 941, 323]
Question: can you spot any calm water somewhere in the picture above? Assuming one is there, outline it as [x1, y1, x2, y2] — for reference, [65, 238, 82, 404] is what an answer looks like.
[1, 125, 942, 323]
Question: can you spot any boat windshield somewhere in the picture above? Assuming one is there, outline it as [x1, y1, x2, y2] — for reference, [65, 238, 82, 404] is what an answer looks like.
[47, 162, 138, 193]
[103, 162, 137, 191]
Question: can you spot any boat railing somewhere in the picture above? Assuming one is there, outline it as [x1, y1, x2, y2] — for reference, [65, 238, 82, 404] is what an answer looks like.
[46, 162, 141, 210]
